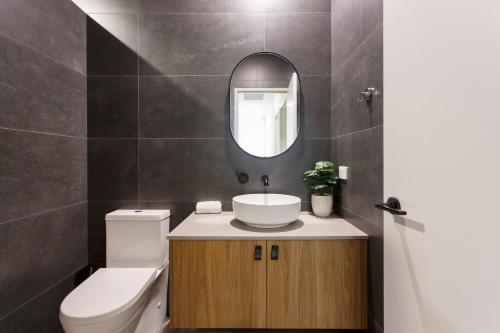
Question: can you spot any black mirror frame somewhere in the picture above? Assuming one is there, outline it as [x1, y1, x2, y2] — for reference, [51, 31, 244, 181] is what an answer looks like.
[228, 52, 302, 159]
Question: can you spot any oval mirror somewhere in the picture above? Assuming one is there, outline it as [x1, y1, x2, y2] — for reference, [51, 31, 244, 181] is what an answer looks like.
[230, 53, 300, 158]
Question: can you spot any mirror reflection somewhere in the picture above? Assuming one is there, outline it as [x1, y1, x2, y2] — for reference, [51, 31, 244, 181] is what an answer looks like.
[230, 53, 300, 158]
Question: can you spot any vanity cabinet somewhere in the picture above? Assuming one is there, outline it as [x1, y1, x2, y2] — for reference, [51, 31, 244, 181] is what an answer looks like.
[170, 240, 267, 328]
[267, 240, 367, 329]
[170, 239, 367, 329]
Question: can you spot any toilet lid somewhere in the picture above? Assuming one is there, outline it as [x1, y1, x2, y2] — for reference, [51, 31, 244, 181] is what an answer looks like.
[60, 268, 156, 324]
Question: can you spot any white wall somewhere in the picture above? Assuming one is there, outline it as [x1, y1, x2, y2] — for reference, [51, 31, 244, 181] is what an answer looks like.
[384, 1, 500, 332]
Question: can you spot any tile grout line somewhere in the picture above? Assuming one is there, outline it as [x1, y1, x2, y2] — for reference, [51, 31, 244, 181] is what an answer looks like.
[367, 311, 384, 332]
[86, 137, 332, 140]
[304, 137, 333, 140]
[332, 125, 383, 139]
[0, 31, 86, 77]
[87, 137, 138, 140]
[137, 12, 140, 208]
[332, 21, 382, 77]
[88, 200, 139, 204]
[0, 127, 86, 139]
[135, 12, 331, 15]
[88, 74, 138, 77]
[341, 206, 382, 230]
[0, 266, 86, 322]
[88, 74, 329, 78]
[138, 74, 231, 77]
[90, 74, 230, 77]
[137, 137, 225, 140]
[98, 200, 313, 204]
[329, 78, 333, 140]
[264, 12, 267, 51]
[374, 318, 384, 333]
[138, 200, 312, 202]
[84, 13, 89, 228]
[0, 202, 87, 226]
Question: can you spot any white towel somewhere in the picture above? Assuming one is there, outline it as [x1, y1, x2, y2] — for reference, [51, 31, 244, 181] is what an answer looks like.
[196, 201, 222, 214]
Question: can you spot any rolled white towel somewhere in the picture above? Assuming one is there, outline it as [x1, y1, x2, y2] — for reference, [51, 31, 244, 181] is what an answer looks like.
[196, 201, 222, 214]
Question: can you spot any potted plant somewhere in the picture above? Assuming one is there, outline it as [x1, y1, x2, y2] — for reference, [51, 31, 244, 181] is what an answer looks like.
[303, 161, 337, 217]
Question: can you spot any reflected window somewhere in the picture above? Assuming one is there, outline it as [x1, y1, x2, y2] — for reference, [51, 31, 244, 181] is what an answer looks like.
[230, 53, 300, 158]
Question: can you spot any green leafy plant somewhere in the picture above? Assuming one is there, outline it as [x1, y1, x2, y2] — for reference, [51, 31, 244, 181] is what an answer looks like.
[303, 161, 337, 196]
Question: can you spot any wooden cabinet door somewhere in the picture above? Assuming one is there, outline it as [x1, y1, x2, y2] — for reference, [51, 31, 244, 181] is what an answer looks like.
[267, 240, 368, 329]
[170, 240, 267, 328]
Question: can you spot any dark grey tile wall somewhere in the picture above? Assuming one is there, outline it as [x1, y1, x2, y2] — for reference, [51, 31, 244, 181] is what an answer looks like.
[88, 76, 138, 138]
[0, 1, 87, 331]
[86, 0, 331, 265]
[331, 0, 383, 332]
[332, 25, 383, 136]
[74, 0, 138, 14]
[88, 139, 138, 201]
[0, 0, 86, 74]
[139, 76, 228, 138]
[0, 204, 87, 317]
[266, 13, 331, 76]
[139, 13, 265, 75]
[336, 127, 383, 227]
[0, 36, 86, 137]
[139, 0, 330, 14]
[87, 14, 138, 75]
[0, 274, 82, 333]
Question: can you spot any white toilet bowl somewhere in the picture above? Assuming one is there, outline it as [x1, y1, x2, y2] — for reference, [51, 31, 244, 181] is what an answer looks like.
[60, 268, 165, 333]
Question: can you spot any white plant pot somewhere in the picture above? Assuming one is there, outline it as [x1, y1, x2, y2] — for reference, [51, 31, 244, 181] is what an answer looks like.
[311, 194, 333, 217]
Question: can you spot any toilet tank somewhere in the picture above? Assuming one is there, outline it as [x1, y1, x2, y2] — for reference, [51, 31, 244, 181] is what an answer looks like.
[105, 210, 170, 268]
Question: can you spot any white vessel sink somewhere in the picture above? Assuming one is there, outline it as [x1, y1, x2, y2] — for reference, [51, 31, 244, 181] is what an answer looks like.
[232, 193, 301, 228]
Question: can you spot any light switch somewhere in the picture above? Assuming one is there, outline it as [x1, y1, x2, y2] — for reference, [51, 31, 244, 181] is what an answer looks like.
[339, 166, 349, 180]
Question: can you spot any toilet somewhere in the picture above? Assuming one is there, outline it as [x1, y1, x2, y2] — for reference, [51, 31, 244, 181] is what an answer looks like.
[59, 210, 170, 333]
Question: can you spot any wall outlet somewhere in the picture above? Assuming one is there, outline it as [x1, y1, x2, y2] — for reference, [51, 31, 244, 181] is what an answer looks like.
[339, 166, 349, 180]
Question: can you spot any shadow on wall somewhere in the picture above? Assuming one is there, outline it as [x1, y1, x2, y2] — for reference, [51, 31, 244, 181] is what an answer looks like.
[394, 216, 425, 233]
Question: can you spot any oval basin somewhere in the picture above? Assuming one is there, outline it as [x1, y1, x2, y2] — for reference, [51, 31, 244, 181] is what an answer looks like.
[232, 193, 301, 228]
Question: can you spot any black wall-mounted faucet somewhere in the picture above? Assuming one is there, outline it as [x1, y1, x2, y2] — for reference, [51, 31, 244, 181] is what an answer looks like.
[261, 175, 269, 187]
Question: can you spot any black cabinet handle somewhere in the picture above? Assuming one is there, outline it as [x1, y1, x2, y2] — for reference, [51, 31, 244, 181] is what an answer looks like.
[375, 197, 407, 215]
[271, 245, 279, 260]
[254, 245, 262, 261]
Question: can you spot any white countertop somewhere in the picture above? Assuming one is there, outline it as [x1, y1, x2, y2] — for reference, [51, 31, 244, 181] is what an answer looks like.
[168, 212, 368, 240]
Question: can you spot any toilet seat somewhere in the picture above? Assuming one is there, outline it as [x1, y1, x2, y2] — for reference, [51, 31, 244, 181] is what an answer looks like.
[60, 268, 156, 327]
